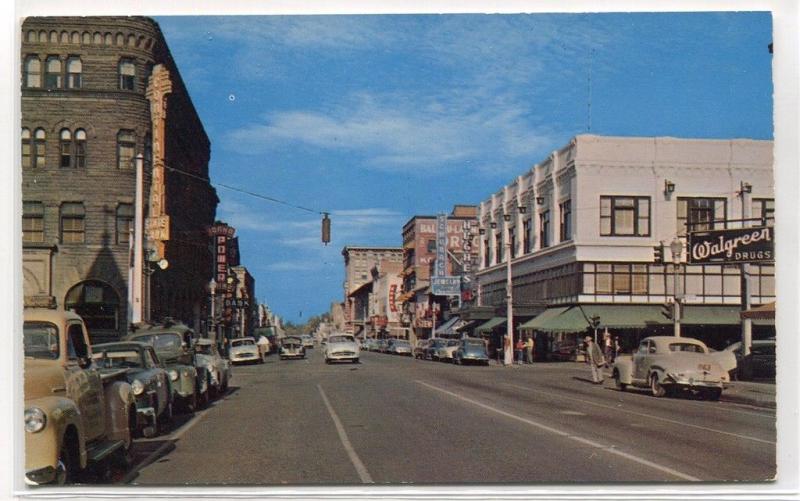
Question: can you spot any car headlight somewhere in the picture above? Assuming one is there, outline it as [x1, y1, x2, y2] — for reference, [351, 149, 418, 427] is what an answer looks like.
[169, 370, 179, 381]
[25, 407, 46, 433]
[132, 379, 145, 396]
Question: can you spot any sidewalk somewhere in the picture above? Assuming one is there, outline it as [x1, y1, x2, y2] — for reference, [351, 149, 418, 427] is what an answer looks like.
[488, 359, 776, 409]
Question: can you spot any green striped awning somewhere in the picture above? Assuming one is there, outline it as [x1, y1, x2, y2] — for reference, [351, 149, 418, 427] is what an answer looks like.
[475, 317, 506, 333]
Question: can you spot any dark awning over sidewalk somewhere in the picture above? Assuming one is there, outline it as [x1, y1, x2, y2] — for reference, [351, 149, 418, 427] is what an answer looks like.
[475, 317, 506, 334]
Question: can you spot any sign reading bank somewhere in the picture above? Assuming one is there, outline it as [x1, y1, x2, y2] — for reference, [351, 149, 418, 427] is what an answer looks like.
[688, 226, 774, 264]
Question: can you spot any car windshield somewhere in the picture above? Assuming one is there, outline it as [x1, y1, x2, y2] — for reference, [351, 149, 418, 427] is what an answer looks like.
[195, 343, 213, 355]
[133, 333, 182, 353]
[668, 343, 706, 353]
[232, 339, 255, 347]
[94, 349, 143, 368]
[395, 341, 410, 347]
[465, 339, 484, 347]
[432, 340, 446, 348]
[329, 335, 354, 343]
[23, 321, 60, 360]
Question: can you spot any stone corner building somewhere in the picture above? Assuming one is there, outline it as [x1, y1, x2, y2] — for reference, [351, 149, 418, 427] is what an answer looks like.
[21, 17, 218, 342]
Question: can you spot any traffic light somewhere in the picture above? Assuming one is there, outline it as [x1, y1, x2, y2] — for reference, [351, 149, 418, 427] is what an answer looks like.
[653, 244, 664, 264]
[321, 213, 331, 245]
[661, 302, 673, 320]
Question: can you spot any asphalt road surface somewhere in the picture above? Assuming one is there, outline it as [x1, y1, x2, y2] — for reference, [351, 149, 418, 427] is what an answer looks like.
[126, 348, 776, 485]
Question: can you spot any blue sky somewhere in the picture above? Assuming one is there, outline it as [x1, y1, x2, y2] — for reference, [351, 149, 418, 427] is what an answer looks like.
[154, 12, 773, 323]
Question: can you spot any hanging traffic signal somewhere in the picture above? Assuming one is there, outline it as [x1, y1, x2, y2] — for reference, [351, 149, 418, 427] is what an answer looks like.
[653, 243, 664, 264]
[321, 213, 331, 245]
[661, 302, 673, 320]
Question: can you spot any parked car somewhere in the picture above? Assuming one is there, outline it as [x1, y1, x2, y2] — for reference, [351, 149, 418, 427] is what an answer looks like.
[389, 339, 413, 356]
[24, 308, 135, 485]
[613, 336, 729, 400]
[230, 337, 262, 365]
[280, 336, 306, 360]
[413, 339, 429, 359]
[194, 338, 232, 397]
[93, 341, 173, 437]
[126, 324, 209, 411]
[376, 338, 389, 353]
[453, 337, 490, 365]
[425, 339, 448, 360]
[438, 339, 461, 362]
[723, 339, 775, 380]
[365, 338, 379, 351]
[301, 335, 315, 349]
[325, 334, 360, 364]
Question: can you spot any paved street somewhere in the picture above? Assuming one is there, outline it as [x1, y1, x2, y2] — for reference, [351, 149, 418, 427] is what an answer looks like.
[126, 348, 776, 485]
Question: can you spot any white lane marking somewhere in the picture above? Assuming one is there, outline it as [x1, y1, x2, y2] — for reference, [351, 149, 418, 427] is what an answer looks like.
[317, 384, 374, 484]
[505, 383, 775, 446]
[416, 380, 700, 482]
[560, 410, 587, 416]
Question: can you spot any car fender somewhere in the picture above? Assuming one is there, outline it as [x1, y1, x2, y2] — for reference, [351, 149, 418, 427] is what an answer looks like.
[25, 396, 85, 473]
[103, 380, 134, 448]
[613, 356, 634, 384]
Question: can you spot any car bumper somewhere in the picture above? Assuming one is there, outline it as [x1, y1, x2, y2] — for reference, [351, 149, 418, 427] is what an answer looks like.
[327, 352, 358, 360]
[25, 464, 63, 485]
[232, 353, 260, 363]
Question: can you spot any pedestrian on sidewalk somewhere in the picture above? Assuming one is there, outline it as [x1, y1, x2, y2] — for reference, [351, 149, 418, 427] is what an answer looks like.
[585, 336, 605, 384]
[603, 331, 612, 367]
[514, 338, 525, 365]
[525, 335, 535, 364]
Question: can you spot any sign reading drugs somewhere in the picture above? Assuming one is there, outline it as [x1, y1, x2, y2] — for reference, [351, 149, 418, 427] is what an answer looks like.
[688, 226, 774, 264]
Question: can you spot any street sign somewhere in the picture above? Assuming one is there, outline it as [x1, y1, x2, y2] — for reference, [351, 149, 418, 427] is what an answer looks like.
[688, 226, 773, 264]
[431, 276, 461, 296]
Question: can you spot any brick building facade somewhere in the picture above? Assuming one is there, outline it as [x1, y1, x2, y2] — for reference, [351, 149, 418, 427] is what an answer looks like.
[21, 17, 218, 342]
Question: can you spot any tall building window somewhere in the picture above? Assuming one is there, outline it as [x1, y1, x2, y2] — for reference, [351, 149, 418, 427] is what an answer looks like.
[117, 130, 135, 169]
[508, 227, 516, 259]
[523, 219, 531, 254]
[22, 201, 45, 243]
[21, 128, 31, 168]
[34, 128, 46, 168]
[45, 56, 62, 89]
[24, 56, 41, 88]
[559, 200, 572, 241]
[116, 204, 134, 244]
[60, 202, 85, 243]
[539, 210, 550, 248]
[677, 197, 725, 235]
[74, 129, 87, 168]
[59, 129, 72, 167]
[484, 238, 490, 267]
[600, 196, 650, 236]
[752, 199, 775, 225]
[119, 58, 135, 90]
[66, 56, 82, 89]
[495, 232, 502, 264]
[426, 239, 436, 253]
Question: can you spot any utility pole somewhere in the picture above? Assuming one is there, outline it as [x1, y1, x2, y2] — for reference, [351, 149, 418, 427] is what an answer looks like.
[740, 182, 753, 359]
[670, 237, 683, 337]
[504, 214, 514, 366]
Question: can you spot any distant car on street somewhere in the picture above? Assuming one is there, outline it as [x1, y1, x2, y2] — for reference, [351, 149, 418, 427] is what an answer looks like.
[413, 339, 429, 359]
[388, 339, 412, 356]
[194, 338, 232, 398]
[325, 334, 360, 364]
[280, 336, 306, 360]
[230, 337, 262, 365]
[453, 338, 490, 365]
[425, 339, 448, 360]
[301, 335, 315, 349]
[376, 339, 390, 353]
[613, 336, 729, 400]
[437, 339, 461, 362]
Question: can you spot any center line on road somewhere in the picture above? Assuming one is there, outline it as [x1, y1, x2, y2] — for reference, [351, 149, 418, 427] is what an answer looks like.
[317, 384, 374, 484]
[415, 380, 700, 482]
[504, 383, 775, 445]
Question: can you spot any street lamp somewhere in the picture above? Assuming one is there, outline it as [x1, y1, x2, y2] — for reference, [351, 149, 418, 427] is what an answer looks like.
[502, 206, 525, 366]
[670, 237, 683, 337]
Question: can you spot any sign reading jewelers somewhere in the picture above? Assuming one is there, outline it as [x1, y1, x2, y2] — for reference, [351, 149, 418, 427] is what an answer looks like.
[688, 226, 774, 264]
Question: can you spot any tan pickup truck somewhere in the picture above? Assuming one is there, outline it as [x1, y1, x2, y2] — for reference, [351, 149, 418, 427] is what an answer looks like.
[23, 308, 136, 485]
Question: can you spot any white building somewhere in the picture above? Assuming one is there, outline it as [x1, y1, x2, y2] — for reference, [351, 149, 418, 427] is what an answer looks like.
[475, 135, 774, 352]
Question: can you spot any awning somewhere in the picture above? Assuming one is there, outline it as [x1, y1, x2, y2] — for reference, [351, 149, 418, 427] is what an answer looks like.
[440, 318, 468, 336]
[434, 316, 460, 334]
[518, 307, 567, 331]
[475, 317, 506, 333]
[580, 305, 668, 329]
[681, 305, 772, 326]
[741, 302, 775, 320]
[455, 320, 479, 332]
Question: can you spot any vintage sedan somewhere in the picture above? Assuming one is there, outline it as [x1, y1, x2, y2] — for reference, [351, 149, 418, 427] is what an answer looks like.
[195, 338, 232, 397]
[230, 337, 262, 365]
[613, 336, 729, 400]
[325, 334, 360, 364]
[126, 325, 209, 411]
[93, 342, 173, 437]
[453, 338, 490, 365]
[280, 336, 306, 360]
[425, 338, 448, 360]
[388, 339, 413, 356]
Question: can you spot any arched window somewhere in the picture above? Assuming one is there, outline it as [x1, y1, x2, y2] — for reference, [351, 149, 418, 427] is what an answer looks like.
[21, 128, 31, 168]
[93, 32, 101, 44]
[60, 129, 72, 168]
[71, 31, 80, 44]
[34, 128, 46, 168]
[116, 33, 124, 46]
[60, 202, 85, 243]
[75, 129, 87, 168]
[82, 32, 91, 44]
[60, 31, 69, 43]
[24, 56, 41, 88]
[119, 58, 135, 90]
[117, 130, 135, 169]
[45, 56, 61, 89]
[27, 31, 36, 43]
[65, 280, 121, 334]
[66, 57, 82, 89]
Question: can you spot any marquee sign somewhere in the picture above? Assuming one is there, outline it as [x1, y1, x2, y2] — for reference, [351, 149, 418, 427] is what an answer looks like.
[688, 226, 774, 264]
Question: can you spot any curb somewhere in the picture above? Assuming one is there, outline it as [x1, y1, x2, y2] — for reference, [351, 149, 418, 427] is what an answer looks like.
[720, 393, 776, 409]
